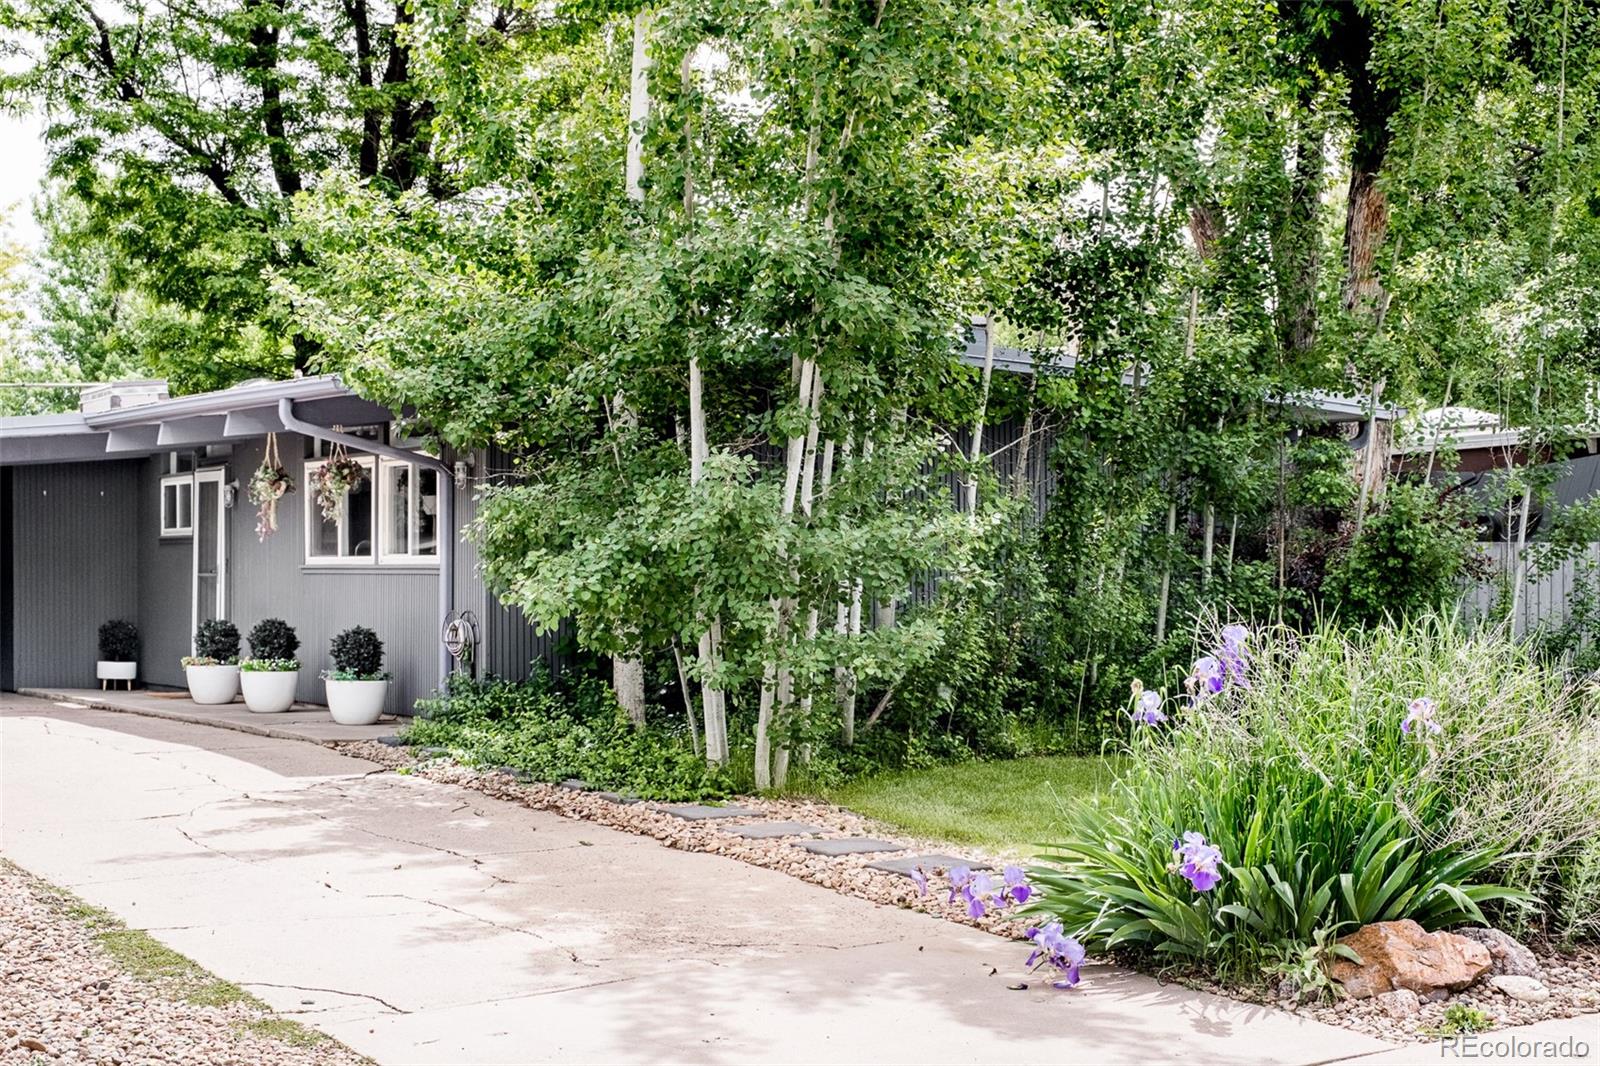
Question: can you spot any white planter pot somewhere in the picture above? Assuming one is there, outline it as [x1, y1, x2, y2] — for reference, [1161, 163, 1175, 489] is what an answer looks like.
[185, 663, 240, 705]
[96, 661, 137, 682]
[325, 678, 388, 726]
[241, 669, 300, 714]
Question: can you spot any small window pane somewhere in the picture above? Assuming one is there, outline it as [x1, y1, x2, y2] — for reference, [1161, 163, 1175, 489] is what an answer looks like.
[385, 464, 411, 557]
[162, 484, 177, 529]
[346, 476, 374, 557]
[416, 469, 439, 556]
[177, 483, 191, 530]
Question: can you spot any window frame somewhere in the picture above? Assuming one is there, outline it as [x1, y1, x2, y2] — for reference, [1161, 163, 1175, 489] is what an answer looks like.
[159, 473, 194, 538]
[377, 457, 442, 567]
[302, 455, 378, 566]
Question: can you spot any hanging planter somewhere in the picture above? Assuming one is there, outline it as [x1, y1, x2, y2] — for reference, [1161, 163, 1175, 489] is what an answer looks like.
[247, 432, 294, 541]
[312, 441, 366, 521]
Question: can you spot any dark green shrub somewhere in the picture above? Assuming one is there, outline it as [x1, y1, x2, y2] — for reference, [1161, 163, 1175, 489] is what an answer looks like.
[329, 626, 385, 678]
[246, 618, 300, 662]
[193, 620, 240, 662]
[98, 620, 139, 662]
[1322, 482, 1477, 627]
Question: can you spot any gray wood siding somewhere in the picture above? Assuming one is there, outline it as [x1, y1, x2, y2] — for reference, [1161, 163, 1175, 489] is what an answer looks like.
[220, 435, 442, 714]
[9, 462, 142, 688]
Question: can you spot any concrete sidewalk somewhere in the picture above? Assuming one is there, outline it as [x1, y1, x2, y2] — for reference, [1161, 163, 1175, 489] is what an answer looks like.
[21, 685, 399, 743]
[0, 694, 1415, 1065]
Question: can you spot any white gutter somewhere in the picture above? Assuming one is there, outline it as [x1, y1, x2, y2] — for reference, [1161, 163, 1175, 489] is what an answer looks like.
[278, 397, 456, 688]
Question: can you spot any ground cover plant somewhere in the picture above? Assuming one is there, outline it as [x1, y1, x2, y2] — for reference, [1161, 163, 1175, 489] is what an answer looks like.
[409, 673, 732, 802]
[1026, 617, 1600, 984]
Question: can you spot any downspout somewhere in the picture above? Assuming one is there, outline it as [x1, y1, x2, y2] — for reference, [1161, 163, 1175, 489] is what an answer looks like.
[278, 398, 456, 687]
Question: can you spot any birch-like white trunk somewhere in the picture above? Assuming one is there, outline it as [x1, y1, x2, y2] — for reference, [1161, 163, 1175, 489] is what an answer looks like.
[963, 316, 995, 514]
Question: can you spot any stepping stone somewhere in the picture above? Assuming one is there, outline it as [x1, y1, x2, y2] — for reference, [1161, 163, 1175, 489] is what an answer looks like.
[492, 766, 533, 783]
[417, 747, 450, 758]
[377, 734, 408, 747]
[868, 853, 992, 878]
[723, 821, 825, 839]
[798, 838, 906, 857]
[658, 804, 761, 821]
[594, 791, 642, 805]
[559, 779, 590, 791]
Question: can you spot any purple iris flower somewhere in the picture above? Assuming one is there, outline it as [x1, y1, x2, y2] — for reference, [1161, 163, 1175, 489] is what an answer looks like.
[1131, 689, 1167, 726]
[1002, 865, 1032, 905]
[948, 865, 972, 905]
[909, 866, 929, 897]
[1172, 831, 1224, 893]
[1401, 696, 1442, 737]
[1025, 921, 1087, 988]
[1190, 655, 1225, 697]
[1221, 624, 1249, 651]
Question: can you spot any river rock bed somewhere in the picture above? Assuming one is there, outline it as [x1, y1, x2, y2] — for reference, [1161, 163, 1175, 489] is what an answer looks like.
[0, 859, 369, 1066]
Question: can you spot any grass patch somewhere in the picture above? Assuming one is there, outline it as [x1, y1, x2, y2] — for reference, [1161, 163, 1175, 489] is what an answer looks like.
[239, 1018, 331, 1048]
[821, 755, 1116, 853]
[94, 928, 258, 1008]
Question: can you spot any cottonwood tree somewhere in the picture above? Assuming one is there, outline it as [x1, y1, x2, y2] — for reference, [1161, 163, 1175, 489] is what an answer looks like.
[0, 0, 525, 390]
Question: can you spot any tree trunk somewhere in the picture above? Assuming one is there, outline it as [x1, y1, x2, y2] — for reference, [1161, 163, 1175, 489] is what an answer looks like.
[613, 657, 646, 728]
[964, 316, 995, 514]
[1155, 499, 1177, 642]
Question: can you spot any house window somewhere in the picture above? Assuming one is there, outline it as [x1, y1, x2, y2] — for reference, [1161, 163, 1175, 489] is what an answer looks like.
[304, 457, 376, 563]
[160, 474, 193, 537]
[379, 459, 441, 564]
[303, 454, 440, 567]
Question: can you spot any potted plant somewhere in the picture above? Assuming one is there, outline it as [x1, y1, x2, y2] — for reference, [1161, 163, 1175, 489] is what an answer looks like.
[182, 619, 240, 705]
[96, 620, 139, 690]
[240, 618, 301, 714]
[322, 626, 389, 725]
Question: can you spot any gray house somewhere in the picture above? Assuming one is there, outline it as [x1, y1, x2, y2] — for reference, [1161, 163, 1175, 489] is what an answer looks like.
[0, 376, 560, 714]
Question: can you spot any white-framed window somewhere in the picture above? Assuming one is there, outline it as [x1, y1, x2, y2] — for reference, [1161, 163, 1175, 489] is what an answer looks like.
[304, 456, 376, 564]
[378, 458, 441, 564]
[160, 474, 193, 537]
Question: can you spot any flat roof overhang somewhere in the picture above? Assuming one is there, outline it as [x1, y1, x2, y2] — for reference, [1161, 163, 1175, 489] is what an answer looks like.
[958, 322, 1403, 425]
[0, 376, 399, 466]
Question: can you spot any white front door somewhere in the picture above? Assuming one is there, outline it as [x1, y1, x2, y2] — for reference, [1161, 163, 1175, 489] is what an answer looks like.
[191, 468, 228, 644]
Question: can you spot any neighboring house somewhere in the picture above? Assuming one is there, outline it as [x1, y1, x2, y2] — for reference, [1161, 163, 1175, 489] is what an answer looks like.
[0, 376, 563, 714]
[1393, 406, 1600, 541]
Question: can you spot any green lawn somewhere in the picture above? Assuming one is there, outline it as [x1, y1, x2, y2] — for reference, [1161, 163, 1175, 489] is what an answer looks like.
[822, 755, 1117, 855]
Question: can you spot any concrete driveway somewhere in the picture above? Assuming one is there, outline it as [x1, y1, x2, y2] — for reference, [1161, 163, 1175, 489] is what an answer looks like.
[0, 694, 1412, 1065]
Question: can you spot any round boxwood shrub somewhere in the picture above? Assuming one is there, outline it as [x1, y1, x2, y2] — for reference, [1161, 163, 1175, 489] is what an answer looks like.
[329, 626, 385, 679]
[246, 618, 300, 663]
[98, 620, 139, 662]
[193, 619, 241, 663]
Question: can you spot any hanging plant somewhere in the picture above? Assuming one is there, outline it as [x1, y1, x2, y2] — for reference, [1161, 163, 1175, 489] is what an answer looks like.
[312, 442, 367, 521]
[248, 433, 294, 541]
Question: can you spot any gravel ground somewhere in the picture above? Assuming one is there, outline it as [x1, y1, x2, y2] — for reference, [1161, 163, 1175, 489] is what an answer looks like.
[1289, 945, 1600, 1043]
[334, 738, 1600, 1045]
[0, 859, 370, 1066]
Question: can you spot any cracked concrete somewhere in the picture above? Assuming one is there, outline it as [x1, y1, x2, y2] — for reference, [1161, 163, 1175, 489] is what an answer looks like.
[1, 695, 1413, 1065]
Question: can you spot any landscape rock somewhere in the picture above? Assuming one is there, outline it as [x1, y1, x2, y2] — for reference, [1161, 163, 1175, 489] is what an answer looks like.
[1329, 920, 1492, 999]
[1490, 974, 1551, 1003]
[1456, 927, 1543, 979]
[1374, 989, 1421, 1018]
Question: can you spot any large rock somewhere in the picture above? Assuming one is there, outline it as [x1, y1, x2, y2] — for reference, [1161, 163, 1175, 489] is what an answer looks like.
[1329, 920, 1493, 999]
[1455, 927, 1542, 979]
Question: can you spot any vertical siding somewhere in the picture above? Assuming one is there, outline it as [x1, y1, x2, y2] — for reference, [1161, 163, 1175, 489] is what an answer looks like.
[9, 462, 142, 688]
[224, 435, 442, 714]
[473, 445, 573, 682]
[138, 454, 197, 690]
